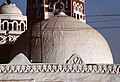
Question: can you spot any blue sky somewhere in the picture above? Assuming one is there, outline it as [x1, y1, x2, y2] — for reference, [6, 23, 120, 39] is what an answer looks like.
[1, 0, 120, 64]
[86, 0, 120, 64]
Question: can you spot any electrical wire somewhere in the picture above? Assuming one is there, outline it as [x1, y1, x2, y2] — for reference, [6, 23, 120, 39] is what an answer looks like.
[87, 19, 120, 23]
[92, 26, 120, 30]
[86, 13, 120, 17]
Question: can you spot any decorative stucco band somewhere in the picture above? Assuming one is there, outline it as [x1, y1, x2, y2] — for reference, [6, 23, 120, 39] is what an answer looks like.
[0, 64, 119, 74]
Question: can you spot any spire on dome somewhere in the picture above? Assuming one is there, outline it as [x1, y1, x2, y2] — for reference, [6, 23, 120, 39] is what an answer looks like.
[6, 0, 11, 4]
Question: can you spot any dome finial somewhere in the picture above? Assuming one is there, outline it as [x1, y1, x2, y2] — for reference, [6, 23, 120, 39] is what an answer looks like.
[6, 0, 11, 5]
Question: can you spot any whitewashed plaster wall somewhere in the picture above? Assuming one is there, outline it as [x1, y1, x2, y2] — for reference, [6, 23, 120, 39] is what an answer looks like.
[0, 54, 119, 82]
[0, 72, 120, 82]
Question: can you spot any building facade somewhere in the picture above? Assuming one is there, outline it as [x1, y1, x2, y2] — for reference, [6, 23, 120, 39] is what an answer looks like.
[0, 3, 27, 44]
[0, 53, 119, 82]
[0, 1, 27, 63]
[27, 0, 86, 28]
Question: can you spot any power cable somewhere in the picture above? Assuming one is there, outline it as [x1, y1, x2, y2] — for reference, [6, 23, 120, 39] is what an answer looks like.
[93, 26, 120, 30]
[87, 19, 120, 23]
[86, 14, 120, 17]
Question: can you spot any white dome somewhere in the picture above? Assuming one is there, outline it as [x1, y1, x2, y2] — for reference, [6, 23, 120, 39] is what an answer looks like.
[10, 13, 113, 64]
[0, 4, 22, 15]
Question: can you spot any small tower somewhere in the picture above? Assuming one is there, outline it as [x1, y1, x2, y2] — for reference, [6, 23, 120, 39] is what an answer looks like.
[0, 0, 27, 63]
[0, 1, 27, 44]
[72, 0, 86, 23]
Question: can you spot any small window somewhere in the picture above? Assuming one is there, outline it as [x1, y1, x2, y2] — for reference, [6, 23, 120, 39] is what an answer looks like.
[21, 23, 24, 31]
[80, 4, 83, 12]
[80, 15, 83, 18]
[14, 23, 17, 30]
[4, 22, 7, 30]
[77, 14, 79, 19]
[74, 13, 76, 18]
[9, 23, 12, 30]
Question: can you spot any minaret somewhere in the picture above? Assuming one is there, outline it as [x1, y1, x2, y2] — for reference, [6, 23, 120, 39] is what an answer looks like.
[27, 0, 44, 28]
[27, 0, 45, 62]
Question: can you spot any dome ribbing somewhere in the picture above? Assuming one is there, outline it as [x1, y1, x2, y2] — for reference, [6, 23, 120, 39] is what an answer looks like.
[10, 13, 113, 64]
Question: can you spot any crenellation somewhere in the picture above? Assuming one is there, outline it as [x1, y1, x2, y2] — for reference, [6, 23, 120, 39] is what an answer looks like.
[0, 64, 119, 74]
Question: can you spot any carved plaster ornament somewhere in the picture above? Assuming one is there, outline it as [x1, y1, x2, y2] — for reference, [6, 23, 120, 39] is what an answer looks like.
[9, 53, 31, 65]
[66, 54, 85, 64]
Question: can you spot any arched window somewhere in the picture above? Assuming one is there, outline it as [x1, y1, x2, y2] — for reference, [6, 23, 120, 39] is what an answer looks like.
[14, 22, 17, 30]
[18, 26, 20, 30]
[80, 15, 83, 19]
[74, 13, 76, 18]
[77, 14, 79, 19]
[21, 23, 24, 31]
[9, 23, 12, 30]
[4, 22, 7, 30]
